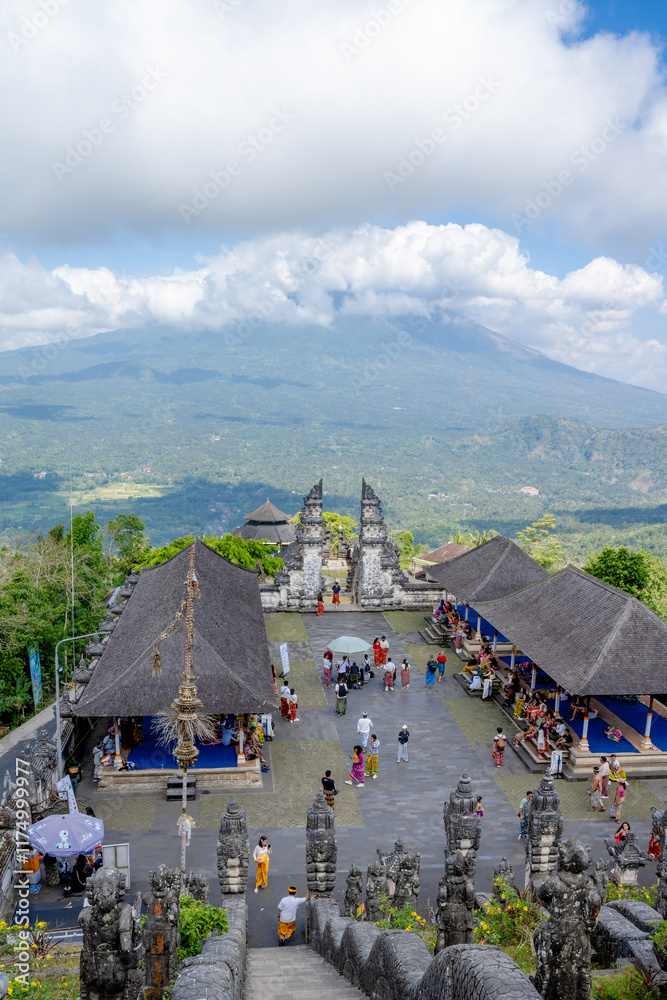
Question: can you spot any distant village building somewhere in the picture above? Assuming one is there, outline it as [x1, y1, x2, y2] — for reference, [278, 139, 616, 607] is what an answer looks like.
[231, 499, 297, 549]
[519, 486, 539, 495]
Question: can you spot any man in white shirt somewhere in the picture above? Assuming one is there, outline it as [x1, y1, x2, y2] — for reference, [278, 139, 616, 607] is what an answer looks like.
[357, 711, 373, 749]
[599, 756, 610, 798]
[277, 885, 309, 945]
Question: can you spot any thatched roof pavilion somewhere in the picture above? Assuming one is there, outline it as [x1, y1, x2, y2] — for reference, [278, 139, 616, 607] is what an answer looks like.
[231, 498, 296, 547]
[474, 565, 667, 696]
[421, 542, 473, 564]
[75, 539, 276, 717]
[427, 535, 548, 602]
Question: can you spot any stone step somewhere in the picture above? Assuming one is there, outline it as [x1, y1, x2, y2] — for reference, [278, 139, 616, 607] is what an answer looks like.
[244, 946, 364, 1000]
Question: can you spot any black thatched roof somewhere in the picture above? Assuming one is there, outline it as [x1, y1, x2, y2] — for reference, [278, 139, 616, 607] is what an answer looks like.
[427, 535, 548, 602]
[475, 565, 667, 696]
[244, 499, 292, 523]
[422, 542, 473, 564]
[74, 539, 276, 717]
[231, 498, 296, 545]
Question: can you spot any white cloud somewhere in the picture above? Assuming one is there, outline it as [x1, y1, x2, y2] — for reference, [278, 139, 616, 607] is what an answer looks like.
[0, 0, 666, 247]
[1, 221, 666, 391]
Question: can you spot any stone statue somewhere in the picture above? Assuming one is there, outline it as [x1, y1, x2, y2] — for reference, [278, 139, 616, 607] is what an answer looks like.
[338, 525, 348, 560]
[185, 871, 209, 904]
[656, 857, 667, 919]
[323, 525, 331, 560]
[345, 863, 364, 918]
[79, 866, 143, 1000]
[443, 771, 482, 861]
[142, 865, 181, 999]
[525, 773, 564, 892]
[651, 807, 667, 855]
[593, 858, 609, 903]
[435, 850, 475, 954]
[306, 792, 336, 896]
[492, 858, 515, 909]
[605, 831, 650, 887]
[365, 862, 388, 922]
[376, 839, 421, 909]
[533, 838, 603, 1000]
[216, 799, 249, 895]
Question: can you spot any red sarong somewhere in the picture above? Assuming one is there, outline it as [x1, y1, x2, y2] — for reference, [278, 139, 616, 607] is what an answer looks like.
[281, 698, 289, 718]
[289, 701, 297, 721]
[332, 593, 340, 605]
[317, 601, 324, 616]
[373, 645, 381, 666]
[380, 648, 388, 665]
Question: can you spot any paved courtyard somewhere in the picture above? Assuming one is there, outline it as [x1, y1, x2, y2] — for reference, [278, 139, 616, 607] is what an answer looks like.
[17, 609, 667, 947]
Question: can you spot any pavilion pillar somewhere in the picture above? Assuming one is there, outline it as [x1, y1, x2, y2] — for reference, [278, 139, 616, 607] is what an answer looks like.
[237, 728, 245, 766]
[641, 696, 655, 751]
[492, 631, 498, 652]
[554, 686, 561, 714]
[578, 698, 591, 752]
[531, 665, 537, 692]
[510, 645, 516, 670]
[114, 718, 122, 769]
[475, 615, 482, 641]
[465, 603, 469, 622]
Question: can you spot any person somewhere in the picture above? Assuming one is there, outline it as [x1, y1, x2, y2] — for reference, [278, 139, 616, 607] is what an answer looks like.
[222, 721, 240, 747]
[425, 657, 438, 690]
[604, 723, 623, 742]
[436, 650, 447, 682]
[569, 696, 586, 721]
[514, 721, 538, 746]
[518, 790, 532, 838]
[321, 770, 338, 811]
[476, 796, 484, 819]
[93, 742, 104, 781]
[357, 712, 373, 749]
[397, 724, 409, 763]
[317, 592, 325, 616]
[492, 726, 506, 767]
[102, 731, 115, 754]
[502, 669, 521, 708]
[253, 836, 271, 893]
[612, 779, 626, 822]
[85, 806, 96, 817]
[373, 637, 382, 667]
[70, 853, 92, 893]
[379, 636, 389, 664]
[365, 735, 380, 779]
[322, 651, 333, 687]
[588, 766, 604, 811]
[363, 653, 372, 681]
[331, 582, 341, 608]
[469, 674, 482, 692]
[454, 622, 464, 657]
[244, 728, 269, 769]
[278, 885, 309, 946]
[337, 659, 348, 683]
[609, 753, 625, 781]
[648, 822, 661, 860]
[288, 689, 299, 723]
[614, 822, 631, 845]
[384, 659, 395, 692]
[346, 745, 365, 787]
[400, 659, 410, 691]
[599, 756, 610, 799]
[553, 720, 574, 750]
[335, 678, 348, 716]
[349, 661, 361, 689]
[280, 682, 291, 720]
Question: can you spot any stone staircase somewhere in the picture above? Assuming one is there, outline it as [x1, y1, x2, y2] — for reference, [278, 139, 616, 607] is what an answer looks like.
[244, 945, 365, 1000]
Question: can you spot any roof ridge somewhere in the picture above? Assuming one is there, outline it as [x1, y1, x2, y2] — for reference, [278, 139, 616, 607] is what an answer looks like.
[578, 601, 633, 690]
[470, 537, 510, 600]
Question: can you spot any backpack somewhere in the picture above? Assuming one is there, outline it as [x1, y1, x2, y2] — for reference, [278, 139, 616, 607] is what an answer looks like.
[496, 737, 506, 750]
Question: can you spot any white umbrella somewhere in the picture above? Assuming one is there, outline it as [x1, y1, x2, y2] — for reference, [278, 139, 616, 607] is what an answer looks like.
[26, 813, 104, 857]
[326, 636, 372, 656]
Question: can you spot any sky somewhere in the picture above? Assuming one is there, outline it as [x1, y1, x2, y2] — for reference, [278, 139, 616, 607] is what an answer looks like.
[1, 0, 667, 391]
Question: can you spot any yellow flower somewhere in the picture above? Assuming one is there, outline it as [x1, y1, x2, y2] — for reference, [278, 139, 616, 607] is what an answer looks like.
[411, 911, 417, 917]
[37, 922, 46, 929]
[31, 983, 37, 987]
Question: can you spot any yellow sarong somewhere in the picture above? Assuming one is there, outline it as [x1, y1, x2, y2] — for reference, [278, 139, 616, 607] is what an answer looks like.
[278, 919, 296, 940]
[256, 857, 269, 889]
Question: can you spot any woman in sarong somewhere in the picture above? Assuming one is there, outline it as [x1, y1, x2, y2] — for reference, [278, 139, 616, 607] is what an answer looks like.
[491, 727, 506, 767]
[365, 736, 380, 778]
[288, 689, 298, 723]
[373, 638, 382, 667]
[253, 836, 271, 892]
[317, 592, 324, 616]
[400, 660, 410, 691]
[323, 651, 333, 687]
[345, 745, 364, 787]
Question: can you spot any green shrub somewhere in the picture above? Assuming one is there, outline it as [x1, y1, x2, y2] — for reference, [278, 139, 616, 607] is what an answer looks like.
[178, 896, 228, 962]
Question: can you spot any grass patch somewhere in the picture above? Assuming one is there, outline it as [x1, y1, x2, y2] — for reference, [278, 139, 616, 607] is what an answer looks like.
[443, 697, 509, 743]
[264, 614, 308, 642]
[494, 772, 666, 821]
[383, 611, 429, 633]
[88, 795, 159, 831]
[2, 946, 80, 1000]
[284, 659, 326, 709]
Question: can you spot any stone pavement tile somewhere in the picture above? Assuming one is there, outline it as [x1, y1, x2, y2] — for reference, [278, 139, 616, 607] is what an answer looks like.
[273, 708, 339, 741]
[383, 611, 430, 634]
[198, 741, 363, 829]
[85, 794, 159, 832]
[265, 614, 308, 642]
[493, 772, 666, 822]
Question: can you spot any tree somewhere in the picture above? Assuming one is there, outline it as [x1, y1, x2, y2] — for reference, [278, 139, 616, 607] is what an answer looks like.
[66, 511, 102, 552]
[389, 530, 430, 570]
[583, 546, 667, 621]
[448, 529, 499, 547]
[515, 514, 564, 572]
[140, 534, 283, 580]
[105, 513, 148, 574]
[319, 513, 358, 556]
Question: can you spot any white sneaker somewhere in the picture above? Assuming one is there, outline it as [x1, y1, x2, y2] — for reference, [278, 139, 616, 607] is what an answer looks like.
[345, 779, 353, 784]
[372, 775, 377, 779]
[254, 888, 259, 893]
[295, 718, 300, 722]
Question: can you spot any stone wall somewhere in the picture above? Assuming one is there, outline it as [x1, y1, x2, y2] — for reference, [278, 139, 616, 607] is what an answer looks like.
[307, 898, 541, 1000]
[172, 898, 246, 1000]
[592, 900, 664, 977]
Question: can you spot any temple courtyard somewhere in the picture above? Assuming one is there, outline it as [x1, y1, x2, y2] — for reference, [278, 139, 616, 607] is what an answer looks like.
[10, 609, 667, 947]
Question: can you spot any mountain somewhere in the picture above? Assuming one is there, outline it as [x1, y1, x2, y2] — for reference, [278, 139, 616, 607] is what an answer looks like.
[1, 314, 667, 547]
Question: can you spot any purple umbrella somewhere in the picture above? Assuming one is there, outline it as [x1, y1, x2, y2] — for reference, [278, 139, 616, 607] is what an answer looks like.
[26, 813, 104, 857]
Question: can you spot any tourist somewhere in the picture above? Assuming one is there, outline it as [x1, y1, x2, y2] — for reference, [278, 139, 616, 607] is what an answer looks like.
[379, 636, 389, 664]
[588, 767, 604, 811]
[244, 729, 269, 769]
[253, 836, 271, 893]
[614, 822, 631, 845]
[648, 822, 661, 860]
[365, 735, 380, 779]
[425, 657, 438, 691]
[317, 592, 324, 616]
[491, 726, 506, 767]
[400, 659, 410, 691]
[288, 689, 299, 723]
[436, 650, 447, 682]
[321, 770, 338, 811]
[357, 711, 373, 749]
[454, 622, 464, 657]
[363, 653, 372, 681]
[476, 796, 484, 819]
[277, 885, 309, 946]
[335, 678, 348, 716]
[85, 806, 96, 817]
[337, 658, 348, 683]
[92, 742, 104, 781]
[469, 674, 482, 692]
[609, 753, 624, 781]
[502, 669, 521, 708]
[384, 659, 396, 692]
[514, 721, 538, 746]
[569, 696, 586, 722]
[373, 637, 382, 667]
[397, 724, 410, 763]
[345, 745, 365, 787]
[222, 721, 240, 748]
[280, 681, 291, 720]
[599, 756, 610, 799]
[323, 650, 333, 687]
[611, 780, 626, 822]
[518, 790, 532, 838]
[70, 853, 93, 894]
[331, 582, 341, 608]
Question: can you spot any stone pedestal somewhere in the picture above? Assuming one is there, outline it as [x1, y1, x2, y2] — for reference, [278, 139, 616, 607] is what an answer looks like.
[306, 792, 336, 896]
[525, 774, 564, 893]
[216, 798, 249, 896]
